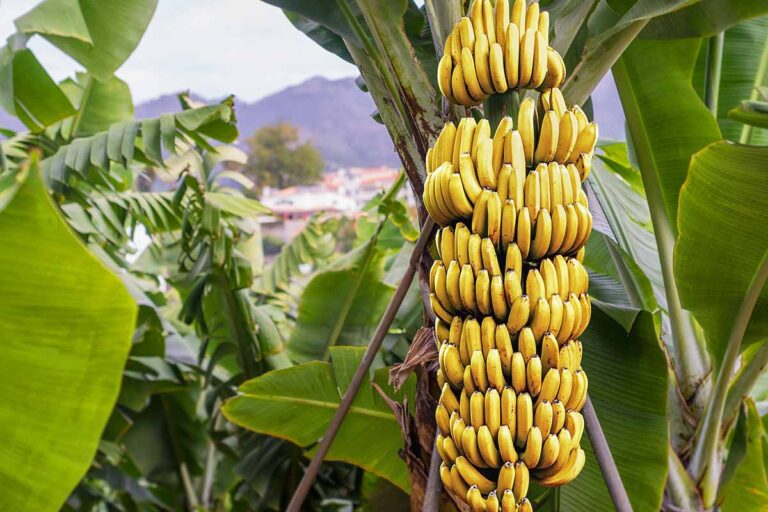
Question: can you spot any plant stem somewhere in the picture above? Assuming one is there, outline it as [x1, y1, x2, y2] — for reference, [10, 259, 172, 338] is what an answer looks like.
[483, 90, 520, 131]
[423, 431, 443, 512]
[739, 34, 768, 144]
[704, 33, 724, 117]
[285, 218, 436, 512]
[201, 413, 223, 508]
[583, 397, 634, 512]
[723, 338, 768, 427]
[688, 250, 768, 507]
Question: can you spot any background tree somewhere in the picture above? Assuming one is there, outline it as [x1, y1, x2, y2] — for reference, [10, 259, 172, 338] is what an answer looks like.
[244, 123, 324, 191]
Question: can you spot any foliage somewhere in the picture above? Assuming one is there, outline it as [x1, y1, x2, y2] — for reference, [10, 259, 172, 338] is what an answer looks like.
[243, 123, 325, 191]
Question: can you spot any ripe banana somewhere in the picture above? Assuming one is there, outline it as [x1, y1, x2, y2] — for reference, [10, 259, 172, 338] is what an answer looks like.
[456, 456, 496, 493]
[478, 425, 502, 467]
[515, 392, 533, 447]
[522, 426, 542, 468]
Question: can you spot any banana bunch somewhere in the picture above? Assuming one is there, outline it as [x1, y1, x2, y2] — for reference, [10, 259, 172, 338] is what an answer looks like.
[428, 3, 596, 509]
[437, 0, 566, 106]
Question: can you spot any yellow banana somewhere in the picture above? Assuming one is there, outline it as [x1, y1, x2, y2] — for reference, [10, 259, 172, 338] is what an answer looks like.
[522, 426, 542, 468]
[462, 425, 488, 468]
[449, 171, 476, 218]
[450, 463, 471, 498]
[538, 162, 551, 211]
[540, 47, 566, 90]
[506, 294, 530, 335]
[558, 297, 575, 344]
[517, 327, 536, 363]
[475, 269, 492, 316]
[440, 462, 454, 494]
[505, 242, 523, 274]
[438, 53, 454, 101]
[452, 61, 477, 107]
[570, 122, 599, 162]
[482, 0, 496, 44]
[549, 204, 567, 254]
[434, 264, 457, 314]
[504, 269, 522, 306]
[523, 170, 540, 221]
[451, 415, 466, 447]
[497, 163, 512, 202]
[538, 433, 559, 469]
[472, 117, 491, 161]
[444, 435, 461, 463]
[498, 425, 517, 463]
[548, 294, 564, 338]
[537, 368, 561, 405]
[566, 410, 585, 446]
[539, 259, 557, 298]
[504, 23, 520, 88]
[500, 386, 516, 429]
[527, 354, 543, 397]
[501, 489, 516, 512]
[456, 456, 496, 493]
[536, 428, 572, 480]
[525, 269, 545, 311]
[500, 199, 517, 248]
[568, 292, 583, 338]
[487, 491, 500, 512]
[481, 315, 497, 357]
[554, 111, 578, 163]
[538, 447, 585, 486]
[449, 316, 463, 345]
[436, 403, 451, 435]
[535, 399, 554, 435]
[491, 276, 509, 322]
[513, 461, 530, 500]
[487, 347, 506, 391]
[477, 139, 497, 190]
[515, 392, 533, 447]
[559, 204, 579, 255]
[478, 424, 502, 467]
[445, 260, 463, 311]
[464, 317, 483, 355]
[490, 42, 508, 93]
[511, 0, 526, 33]
[436, 434, 449, 462]
[511, 352, 527, 394]
[439, 226, 455, 265]
[485, 386, 502, 436]
[431, 292, 454, 323]
[437, 368, 447, 388]
[435, 315, 450, 344]
[534, 111, 558, 164]
[471, 349, 489, 391]
[541, 331, 560, 374]
[486, 192, 503, 247]
[475, 35, 495, 96]
[462, 47, 487, 102]
[504, 133, 526, 203]
[459, 16, 476, 49]
[459, 153, 483, 203]
[467, 485, 486, 512]
[552, 399, 566, 433]
[560, 164, 575, 205]
[517, 97, 537, 167]
[493, 117, 514, 175]
[516, 207, 532, 260]
[464, 365, 477, 394]
[530, 29, 548, 89]
[548, 161, 563, 207]
[519, 28, 536, 88]
[460, 264, 480, 315]
[575, 151, 592, 181]
[441, 382, 460, 413]
[443, 343, 465, 389]
[496, 326, 514, 373]
[530, 297, 550, 341]
[497, 460, 515, 493]
[460, 388, 472, 424]
[470, 389, 485, 430]
[529, 208, 553, 260]
[472, 189, 490, 236]
[494, 0, 510, 49]
[538, 11, 550, 43]
[468, 233, 484, 274]
[576, 293, 591, 338]
[557, 368, 573, 405]
[519, 497, 533, 512]
[454, 223, 470, 266]
[525, 1, 539, 32]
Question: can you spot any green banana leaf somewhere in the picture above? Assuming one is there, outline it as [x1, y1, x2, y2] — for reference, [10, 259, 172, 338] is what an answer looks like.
[729, 100, 768, 129]
[613, 37, 721, 228]
[56, 73, 134, 138]
[14, 0, 158, 80]
[287, 240, 395, 362]
[222, 346, 415, 491]
[694, 16, 768, 145]
[719, 400, 768, 511]
[675, 142, 768, 363]
[0, 47, 76, 131]
[0, 155, 137, 510]
[560, 310, 669, 511]
[641, 0, 768, 38]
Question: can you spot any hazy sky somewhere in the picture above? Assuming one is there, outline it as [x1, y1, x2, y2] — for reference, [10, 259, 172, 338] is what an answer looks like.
[0, 0, 359, 102]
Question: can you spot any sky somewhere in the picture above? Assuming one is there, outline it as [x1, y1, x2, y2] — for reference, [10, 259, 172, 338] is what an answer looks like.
[0, 0, 359, 103]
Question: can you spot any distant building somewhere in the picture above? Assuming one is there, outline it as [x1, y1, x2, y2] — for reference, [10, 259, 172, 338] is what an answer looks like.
[261, 165, 411, 241]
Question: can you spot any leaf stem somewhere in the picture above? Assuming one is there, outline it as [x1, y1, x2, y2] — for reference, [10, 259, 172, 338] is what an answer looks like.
[739, 34, 768, 144]
[423, 431, 443, 512]
[723, 338, 768, 427]
[704, 33, 724, 117]
[583, 397, 634, 512]
[687, 249, 768, 507]
[483, 90, 520, 132]
[285, 218, 436, 512]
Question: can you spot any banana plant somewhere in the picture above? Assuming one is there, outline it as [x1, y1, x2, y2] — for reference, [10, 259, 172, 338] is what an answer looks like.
[237, 1, 768, 510]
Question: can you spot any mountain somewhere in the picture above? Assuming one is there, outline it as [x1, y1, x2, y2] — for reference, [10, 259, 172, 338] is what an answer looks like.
[1, 75, 625, 167]
[136, 77, 400, 168]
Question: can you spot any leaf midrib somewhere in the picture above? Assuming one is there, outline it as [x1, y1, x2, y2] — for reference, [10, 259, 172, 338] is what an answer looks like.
[237, 392, 396, 421]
